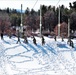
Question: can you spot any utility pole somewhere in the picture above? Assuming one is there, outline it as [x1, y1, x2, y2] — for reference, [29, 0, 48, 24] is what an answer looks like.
[20, 4, 23, 37]
[40, 4, 42, 37]
[58, 5, 60, 38]
[17, 4, 23, 43]
[68, 18, 70, 38]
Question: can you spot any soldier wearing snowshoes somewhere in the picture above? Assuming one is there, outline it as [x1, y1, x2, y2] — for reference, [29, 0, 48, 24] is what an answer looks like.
[16, 30, 21, 44]
[70, 40, 74, 48]
[67, 38, 74, 48]
[42, 35, 45, 45]
[24, 36, 28, 43]
[1, 32, 3, 40]
[54, 35, 57, 41]
[62, 36, 64, 42]
[33, 36, 37, 45]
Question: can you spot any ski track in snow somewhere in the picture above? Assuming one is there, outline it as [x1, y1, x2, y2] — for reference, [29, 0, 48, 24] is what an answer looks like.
[0, 36, 76, 75]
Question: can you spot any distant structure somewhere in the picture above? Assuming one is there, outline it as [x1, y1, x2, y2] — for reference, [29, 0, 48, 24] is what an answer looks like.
[54, 22, 68, 38]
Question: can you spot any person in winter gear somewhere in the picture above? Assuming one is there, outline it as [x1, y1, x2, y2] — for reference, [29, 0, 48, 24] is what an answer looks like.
[67, 38, 74, 48]
[1, 32, 3, 40]
[54, 35, 56, 41]
[70, 40, 74, 48]
[42, 36, 45, 45]
[16, 30, 21, 44]
[62, 36, 64, 42]
[33, 36, 37, 45]
[24, 36, 28, 43]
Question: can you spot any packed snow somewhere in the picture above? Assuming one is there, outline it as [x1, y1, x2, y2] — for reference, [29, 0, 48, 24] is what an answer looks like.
[0, 35, 76, 75]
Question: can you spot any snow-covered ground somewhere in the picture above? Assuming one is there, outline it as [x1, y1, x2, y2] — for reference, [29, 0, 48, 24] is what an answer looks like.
[0, 35, 76, 75]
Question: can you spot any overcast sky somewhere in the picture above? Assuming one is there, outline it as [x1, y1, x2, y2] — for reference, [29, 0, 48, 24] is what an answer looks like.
[0, 0, 76, 11]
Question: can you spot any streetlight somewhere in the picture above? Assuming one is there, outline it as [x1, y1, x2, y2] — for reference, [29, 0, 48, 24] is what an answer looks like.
[68, 18, 70, 38]
[40, 4, 42, 37]
[58, 5, 60, 38]
[20, 4, 23, 37]
[16, 26, 21, 43]
[16, 4, 23, 43]
[58, 23, 60, 37]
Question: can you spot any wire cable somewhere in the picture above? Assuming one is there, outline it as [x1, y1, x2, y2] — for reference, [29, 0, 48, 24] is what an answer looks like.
[32, 0, 38, 9]
[56, 0, 61, 7]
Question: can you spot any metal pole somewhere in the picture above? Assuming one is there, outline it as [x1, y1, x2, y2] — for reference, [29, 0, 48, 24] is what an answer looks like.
[58, 5, 60, 38]
[40, 4, 42, 37]
[68, 18, 70, 37]
[20, 4, 23, 38]
[21, 4, 22, 25]
[17, 4, 23, 43]
[20, 4, 23, 33]
[16, 27, 21, 43]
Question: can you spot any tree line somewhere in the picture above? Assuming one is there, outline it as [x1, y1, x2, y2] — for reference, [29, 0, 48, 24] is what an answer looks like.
[0, 1, 76, 36]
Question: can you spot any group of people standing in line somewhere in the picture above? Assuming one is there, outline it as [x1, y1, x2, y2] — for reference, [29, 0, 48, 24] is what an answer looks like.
[0, 31, 45, 45]
[0, 32, 74, 48]
[23, 35, 74, 48]
[23, 35, 45, 45]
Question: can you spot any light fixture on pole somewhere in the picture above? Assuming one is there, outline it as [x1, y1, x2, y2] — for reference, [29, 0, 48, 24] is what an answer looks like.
[58, 5, 60, 38]
[16, 26, 21, 43]
[40, 4, 42, 37]
[68, 18, 70, 37]
[20, 4, 23, 37]
[20, 4, 23, 33]
[16, 4, 23, 43]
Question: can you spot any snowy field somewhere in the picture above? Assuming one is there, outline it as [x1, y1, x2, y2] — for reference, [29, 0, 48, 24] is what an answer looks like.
[0, 36, 76, 75]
